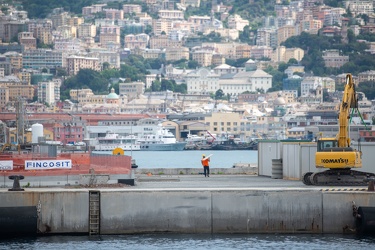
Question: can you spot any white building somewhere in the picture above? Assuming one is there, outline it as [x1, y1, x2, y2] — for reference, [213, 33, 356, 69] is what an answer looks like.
[185, 68, 220, 95]
[219, 69, 272, 96]
[38, 80, 60, 106]
[301, 77, 322, 96]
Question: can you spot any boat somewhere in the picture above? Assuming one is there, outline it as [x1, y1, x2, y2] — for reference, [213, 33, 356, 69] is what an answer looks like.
[184, 133, 207, 150]
[137, 124, 186, 151]
[208, 138, 258, 150]
[196, 132, 258, 150]
[94, 132, 140, 151]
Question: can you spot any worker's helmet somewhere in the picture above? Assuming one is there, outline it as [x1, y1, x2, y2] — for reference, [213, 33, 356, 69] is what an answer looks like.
[202, 154, 205, 157]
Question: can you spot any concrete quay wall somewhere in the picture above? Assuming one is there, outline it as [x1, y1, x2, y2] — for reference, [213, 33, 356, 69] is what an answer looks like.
[1, 189, 374, 234]
[134, 166, 258, 176]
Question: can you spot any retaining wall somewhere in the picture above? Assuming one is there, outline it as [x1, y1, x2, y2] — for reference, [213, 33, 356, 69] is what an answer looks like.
[1, 188, 374, 234]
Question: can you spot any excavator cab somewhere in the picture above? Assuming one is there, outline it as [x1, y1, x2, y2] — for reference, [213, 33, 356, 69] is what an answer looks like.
[317, 139, 337, 152]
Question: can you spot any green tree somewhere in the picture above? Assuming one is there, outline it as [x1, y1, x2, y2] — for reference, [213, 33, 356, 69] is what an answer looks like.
[174, 83, 187, 94]
[151, 80, 161, 91]
[357, 81, 375, 100]
[215, 89, 225, 100]
[188, 60, 199, 69]
[56, 68, 68, 77]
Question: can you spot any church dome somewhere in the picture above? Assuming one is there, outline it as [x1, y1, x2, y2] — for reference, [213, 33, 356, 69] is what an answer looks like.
[274, 96, 286, 105]
[107, 88, 119, 99]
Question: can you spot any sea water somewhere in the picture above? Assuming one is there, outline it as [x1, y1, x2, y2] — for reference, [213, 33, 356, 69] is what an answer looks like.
[94, 150, 258, 169]
[1, 233, 374, 250]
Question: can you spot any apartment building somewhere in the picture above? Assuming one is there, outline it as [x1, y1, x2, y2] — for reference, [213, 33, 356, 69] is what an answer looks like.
[119, 82, 145, 100]
[158, 10, 184, 20]
[2, 21, 28, 42]
[77, 23, 97, 38]
[152, 19, 173, 35]
[105, 9, 124, 20]
[69, 89, 92, 103]
[50, 12, 70, 29]
[66, 55, 100, 75]
[135, 48, 163, 59]
[139, 15, 153, 26]
[16, 71, 31, 85]
[322, 50, 349, 68]
[235, 44, 251, 59]
[272, 46, 304, 63]
[301, 77, 322, 96]
[207, 28, 239, 41]
[165, 46, 189, 61]
[89, 50, 120, 69]
[149, 35, 182, 49]
[277, 25, 296, 45]
[344, 0, 373, 16]
[124, 34, 149, 49]
[256, 28, 277, 48]
[180, 0, 201, 8]
[4, 52, 23, 74]
[321, 77, 335, 92]
[99, 26, 121, 46]
[34, 26, 53, 44]
[22, 49, 64, 70]
[205, 112, 242, 134]
[298, 17, 322, 34]
[18, 32, 36, 50]
[67, 16, 84, 27]
[250, 46, 273, 59]
[82, 4, 107, 16]
[54, 38, 83, 52]
[56, 25, 77, 39]
[0, 75, 34, 101]
[38, 81, 59, 106]
[0, 84, 9, 108]
[358, 70, 375, 83]
[122, 4, 142, 14]
[227, 14, 249, 31]
[192, 50, 213, 67]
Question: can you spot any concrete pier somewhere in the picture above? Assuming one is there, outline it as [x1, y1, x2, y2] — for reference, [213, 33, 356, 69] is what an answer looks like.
[1, 175, 374, 235]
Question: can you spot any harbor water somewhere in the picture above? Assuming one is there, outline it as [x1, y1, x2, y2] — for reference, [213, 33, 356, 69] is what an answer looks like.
[1, 234, 375, 249]
[94, 150, 258, 169]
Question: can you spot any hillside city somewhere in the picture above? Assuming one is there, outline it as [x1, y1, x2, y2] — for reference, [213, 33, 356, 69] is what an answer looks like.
[1, 0, 375, 146]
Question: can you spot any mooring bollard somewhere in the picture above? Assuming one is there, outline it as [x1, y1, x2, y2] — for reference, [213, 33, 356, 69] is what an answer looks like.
[8, 175, 25, 191]
[365, 177, 375, 191]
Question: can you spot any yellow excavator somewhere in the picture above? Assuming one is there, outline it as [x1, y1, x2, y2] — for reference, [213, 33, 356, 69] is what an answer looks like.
[303, 73, 375, 186]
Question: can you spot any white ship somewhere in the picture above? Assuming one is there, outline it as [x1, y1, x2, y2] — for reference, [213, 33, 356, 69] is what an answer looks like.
[137, 124, 186, 151]
[94, 132, 140, 151]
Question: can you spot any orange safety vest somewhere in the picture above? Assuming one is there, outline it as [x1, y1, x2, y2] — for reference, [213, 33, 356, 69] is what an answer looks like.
[201, 158, 210, 167]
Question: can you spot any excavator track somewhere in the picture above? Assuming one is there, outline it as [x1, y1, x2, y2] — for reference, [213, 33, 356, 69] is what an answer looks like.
[303, 169, 375, 186]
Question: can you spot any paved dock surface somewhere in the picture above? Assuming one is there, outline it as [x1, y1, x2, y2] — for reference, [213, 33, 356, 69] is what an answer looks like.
[131, 174, 370, 191]
[0, 174, 370, 191]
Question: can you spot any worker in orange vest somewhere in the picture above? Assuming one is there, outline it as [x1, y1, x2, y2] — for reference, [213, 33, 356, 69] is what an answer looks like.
[201, 154, 210, 177]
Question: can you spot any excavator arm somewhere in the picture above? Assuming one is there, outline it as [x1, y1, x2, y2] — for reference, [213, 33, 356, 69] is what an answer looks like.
[337, 74, 357, 148]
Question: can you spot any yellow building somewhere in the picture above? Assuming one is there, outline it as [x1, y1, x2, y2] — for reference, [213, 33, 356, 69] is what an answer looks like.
[205, 112, 242, 134]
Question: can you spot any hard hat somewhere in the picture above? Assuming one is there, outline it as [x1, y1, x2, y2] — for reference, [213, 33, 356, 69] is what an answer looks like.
[202, 154, 205, 157]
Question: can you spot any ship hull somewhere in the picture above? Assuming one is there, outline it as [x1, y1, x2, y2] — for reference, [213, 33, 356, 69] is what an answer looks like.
[140, 142, 187, 151]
